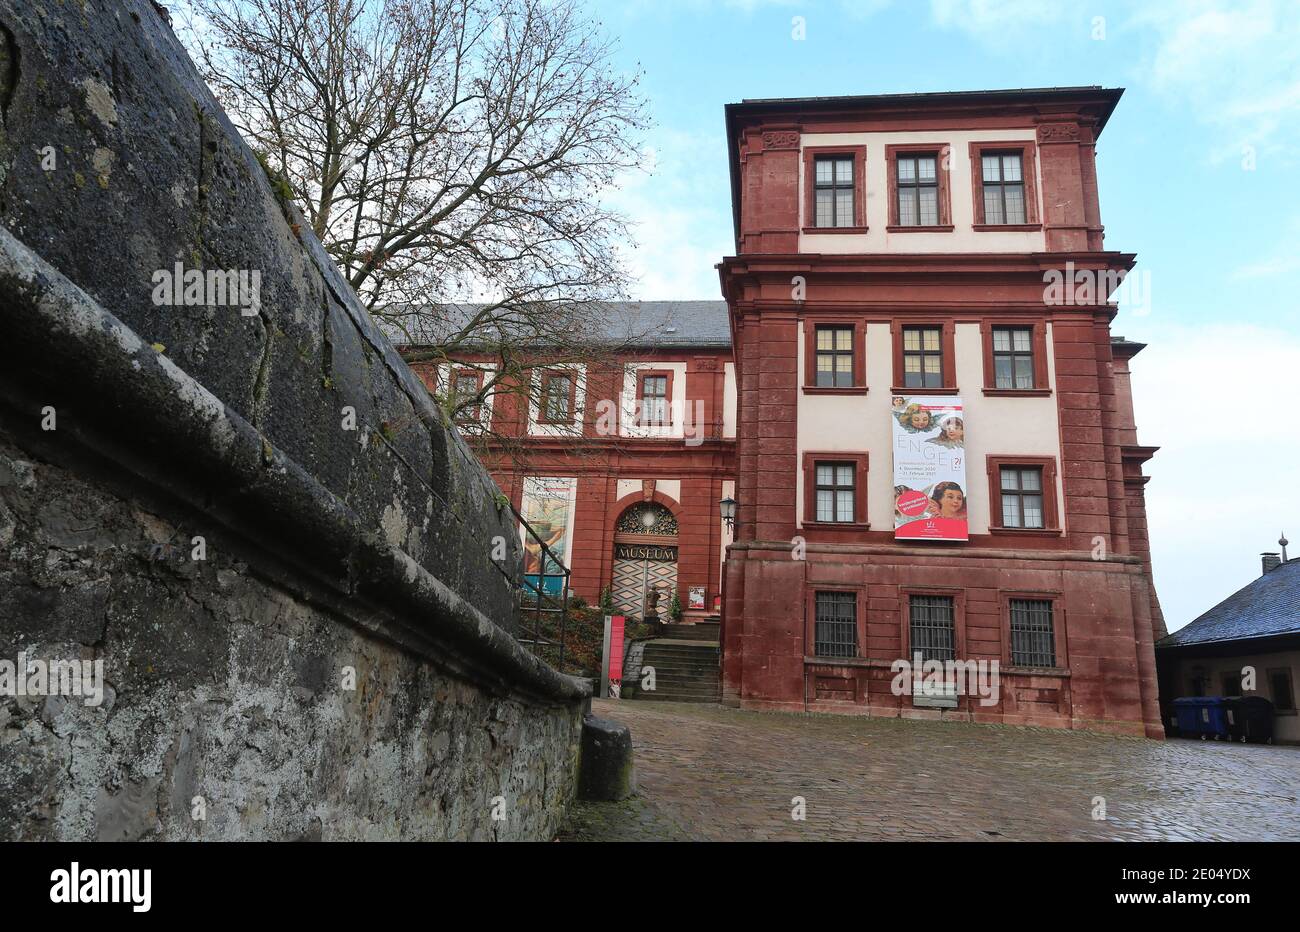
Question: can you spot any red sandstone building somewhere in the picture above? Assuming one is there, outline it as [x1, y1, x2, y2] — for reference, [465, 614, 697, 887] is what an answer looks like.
[403, 303, 738, 621]
[717, 87, 1166, 736]
[403, 86, 1166, 737]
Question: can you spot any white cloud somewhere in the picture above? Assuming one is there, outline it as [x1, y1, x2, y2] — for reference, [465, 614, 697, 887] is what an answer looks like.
[1128, 320, 1300, 631]
[928, 0, 1078, 41]
[1132, 0, 1300, 163]
[1232, 217, 1300, 279]
[606, 127, 735, 299]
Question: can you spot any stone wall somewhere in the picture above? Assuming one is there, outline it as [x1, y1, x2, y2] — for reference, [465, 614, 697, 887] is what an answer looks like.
[0, 0, 588, 839]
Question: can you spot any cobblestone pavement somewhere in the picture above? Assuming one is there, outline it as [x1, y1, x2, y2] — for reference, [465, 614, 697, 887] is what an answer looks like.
[559, 700, 1300, 841]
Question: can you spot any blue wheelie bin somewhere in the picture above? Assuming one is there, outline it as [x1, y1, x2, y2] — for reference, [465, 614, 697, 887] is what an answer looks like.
[1172, 697, 1202, 738]
[1194, 696, 1230, 740]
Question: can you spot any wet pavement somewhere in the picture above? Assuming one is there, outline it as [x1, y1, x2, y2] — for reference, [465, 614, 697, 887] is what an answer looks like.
[559, 700, 1300, 841]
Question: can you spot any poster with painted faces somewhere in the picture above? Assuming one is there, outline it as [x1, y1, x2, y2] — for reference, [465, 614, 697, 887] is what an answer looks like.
[891, 396, 967, 541]
[519, 476, 576, 587]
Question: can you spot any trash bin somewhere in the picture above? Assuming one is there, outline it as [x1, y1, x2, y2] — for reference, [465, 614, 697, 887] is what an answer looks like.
[1224, 696, 1276, 744]
[1172, 697, 1203, 738]
[1173, 697, 1229, 740]
[1196, 697, 1230, 740]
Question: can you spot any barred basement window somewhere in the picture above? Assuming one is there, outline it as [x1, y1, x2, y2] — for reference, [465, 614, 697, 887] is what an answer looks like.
[909, 595, 955, 662]
[814, 591, 857, 659]
[1009, 598, 1056, 667]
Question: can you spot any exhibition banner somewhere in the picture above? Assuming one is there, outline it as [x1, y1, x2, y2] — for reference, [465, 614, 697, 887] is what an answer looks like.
[891, 395, 968, 541]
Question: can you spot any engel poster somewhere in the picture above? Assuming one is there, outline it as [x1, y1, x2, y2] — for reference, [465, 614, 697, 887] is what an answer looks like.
[519, 476, 576, 593]
[891, 396, 967, 541]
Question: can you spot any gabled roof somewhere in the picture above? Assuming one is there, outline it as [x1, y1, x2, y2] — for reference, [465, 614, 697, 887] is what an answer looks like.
[1158, 559, 1300, 648]
[379, 300, 731, 350]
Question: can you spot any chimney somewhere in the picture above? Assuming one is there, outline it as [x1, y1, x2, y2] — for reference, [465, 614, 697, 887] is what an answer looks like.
[1262, 553, 1281, 575]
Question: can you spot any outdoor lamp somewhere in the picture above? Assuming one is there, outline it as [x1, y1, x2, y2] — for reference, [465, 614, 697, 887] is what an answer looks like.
[719, 496, 737, 531]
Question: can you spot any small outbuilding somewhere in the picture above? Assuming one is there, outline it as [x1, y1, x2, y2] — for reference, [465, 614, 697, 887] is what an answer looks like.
[1156, 538, 1299, 744]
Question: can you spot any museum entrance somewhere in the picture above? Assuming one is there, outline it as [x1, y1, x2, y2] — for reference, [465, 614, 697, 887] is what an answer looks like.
[610, 502, 678, 621]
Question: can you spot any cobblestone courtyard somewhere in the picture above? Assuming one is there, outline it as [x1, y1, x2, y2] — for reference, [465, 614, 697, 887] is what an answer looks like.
[560, 700, 1300, 841]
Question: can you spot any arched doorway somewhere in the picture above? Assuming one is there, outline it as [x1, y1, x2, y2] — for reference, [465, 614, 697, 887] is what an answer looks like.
[611, 502, 678, 620]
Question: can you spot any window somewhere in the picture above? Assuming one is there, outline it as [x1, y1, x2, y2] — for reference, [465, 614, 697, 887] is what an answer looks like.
[1269, 668, 1296, 711]
[886, 144, 951, 231]
[639, 372, 669, 427]
[969, 142, 1039, 229]
[988, 456, 1057, 531]
[981, 322, 1048, 394]
[814, 156, 855, 228]
[909, 595, 956, 662]
[451, 369, 483, 422]
[540, 372, 575, 424]
[802, 452, 868, 527]
[896, 154, 939, 227]
[980, 152, 1025, 225]
[999, 466, 1044, 529]
[815, 326, 854, 387]
[1009, 599, 1056, 667]
[992, 326, 1035, 389]
[814, 591, 857, 659]
[902, 326, 943, 388]
[814, 462, 855, 523]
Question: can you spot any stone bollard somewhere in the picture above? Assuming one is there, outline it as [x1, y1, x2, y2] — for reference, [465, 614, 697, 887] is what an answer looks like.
[577, 714, 636, 801]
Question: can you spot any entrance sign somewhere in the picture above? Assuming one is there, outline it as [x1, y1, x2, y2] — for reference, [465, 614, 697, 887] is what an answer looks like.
[891, 395, 967, 541]
[600, 614, 626, 698]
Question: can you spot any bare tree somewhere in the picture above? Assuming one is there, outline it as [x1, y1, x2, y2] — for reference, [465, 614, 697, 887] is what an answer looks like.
[180, 0, 650, 449]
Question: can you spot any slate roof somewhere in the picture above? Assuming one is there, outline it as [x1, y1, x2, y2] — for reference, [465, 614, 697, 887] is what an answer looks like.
[379, 300, 731, 350]
[1158, 558, 1300, 648]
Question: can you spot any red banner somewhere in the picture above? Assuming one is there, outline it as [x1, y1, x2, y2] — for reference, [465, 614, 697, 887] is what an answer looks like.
[607, 615, 625, 694]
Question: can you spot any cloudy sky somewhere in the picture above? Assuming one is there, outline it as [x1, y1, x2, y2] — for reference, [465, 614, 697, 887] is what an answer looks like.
[590, 0, 1300, 632]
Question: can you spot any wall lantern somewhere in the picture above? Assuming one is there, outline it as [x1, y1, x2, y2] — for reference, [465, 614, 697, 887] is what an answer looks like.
[718, 496, 738, 531]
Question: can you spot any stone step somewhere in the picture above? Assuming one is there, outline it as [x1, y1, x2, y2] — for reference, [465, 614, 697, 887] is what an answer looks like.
[638, 663, 718, 678]
[642, 643, 720, 658]
[640, 647, 719, 660]
[660, 623, 721, 642]
[645, 638, 720, 650]
[639, 670, 722, 681]
[632, 680, 721, 695]
[633, 689, 720, 703]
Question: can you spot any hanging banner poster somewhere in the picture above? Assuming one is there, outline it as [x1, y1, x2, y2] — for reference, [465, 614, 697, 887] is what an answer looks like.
[519, 476, 576, 594]
[891, 395, 967, 541]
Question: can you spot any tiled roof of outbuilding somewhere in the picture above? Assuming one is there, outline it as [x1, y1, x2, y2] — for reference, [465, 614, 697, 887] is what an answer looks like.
[1158, 559, 1300, 648]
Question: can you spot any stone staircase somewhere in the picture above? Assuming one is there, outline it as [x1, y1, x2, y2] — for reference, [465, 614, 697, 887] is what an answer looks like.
[629, 621, 720, 703]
